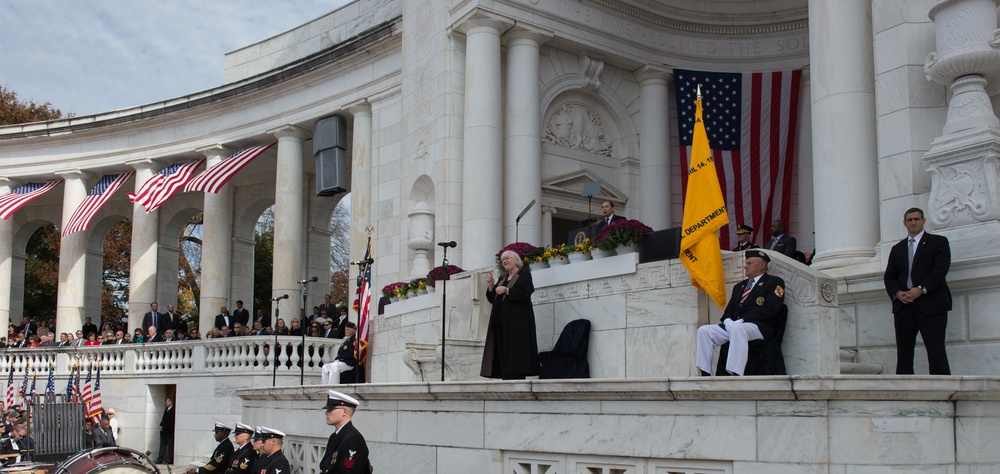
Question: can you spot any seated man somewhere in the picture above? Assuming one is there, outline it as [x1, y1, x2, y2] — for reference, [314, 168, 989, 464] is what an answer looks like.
[321, 322, 358, 384]
[696, 250, 785, 376]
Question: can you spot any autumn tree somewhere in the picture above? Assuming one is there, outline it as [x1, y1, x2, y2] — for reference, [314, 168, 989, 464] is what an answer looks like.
[254, 207, 274, 314]
[178, 213, 203, 318]
[329, 197, 351, 307]
[0, 85, 63, 125]
[102, 220, 132, 325]
[23, 225, 59, 325]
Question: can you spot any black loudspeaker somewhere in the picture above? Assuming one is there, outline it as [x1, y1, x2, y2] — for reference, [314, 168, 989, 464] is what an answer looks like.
[640, 227, 682, 263]
[313, 116, 348, 196]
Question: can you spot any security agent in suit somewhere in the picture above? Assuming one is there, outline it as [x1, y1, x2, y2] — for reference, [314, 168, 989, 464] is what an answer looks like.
[142, 302, 165, 335]
[224, 423, 257, 474]
[594, 200, 626, 233]
[883, 207, 952, 375]
[232, 301, 250, 328]
[732, 224, 759, 252]
[696, 250, 785, 376]
[319, 390, 371, 474]
[763, 219, 797, 258]
[185, 422, 234, 474]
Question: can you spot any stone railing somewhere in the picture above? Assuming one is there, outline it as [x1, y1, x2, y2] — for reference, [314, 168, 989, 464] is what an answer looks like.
[0, 336, 342, 376]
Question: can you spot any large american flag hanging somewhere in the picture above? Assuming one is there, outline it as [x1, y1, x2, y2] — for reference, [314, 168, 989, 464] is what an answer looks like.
[0, 181, 61, 220]
[127, 159, 205, 213]
[184, 143, 275, 194]
[675, 69, 801, 250]
[62, 172, 135, 237]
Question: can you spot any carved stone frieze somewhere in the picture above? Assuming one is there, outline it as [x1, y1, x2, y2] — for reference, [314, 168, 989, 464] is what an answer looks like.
[925, 138, 1000, 228]
[544, 103, 613, 156]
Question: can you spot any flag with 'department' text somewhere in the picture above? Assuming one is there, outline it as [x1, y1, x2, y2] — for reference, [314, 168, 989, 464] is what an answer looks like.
[680, 93, 729, 309]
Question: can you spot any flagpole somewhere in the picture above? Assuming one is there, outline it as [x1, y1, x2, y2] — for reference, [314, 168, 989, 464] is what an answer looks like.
[354, 226, 374, 384]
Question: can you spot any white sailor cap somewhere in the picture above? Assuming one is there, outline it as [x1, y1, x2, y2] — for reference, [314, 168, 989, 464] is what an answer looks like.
[322, 389, 360, 410]
[234, 422, 254, 435]
[254, 426, 285, 440]
[213, 422, 233, 432]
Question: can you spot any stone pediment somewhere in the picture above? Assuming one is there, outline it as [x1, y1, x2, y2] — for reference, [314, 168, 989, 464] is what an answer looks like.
[542, 170, 627, 206]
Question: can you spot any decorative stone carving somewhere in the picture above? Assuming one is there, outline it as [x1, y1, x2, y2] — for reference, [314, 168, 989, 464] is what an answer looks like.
[544, 104, 613, 156]
[925, 0, 1000, 135]
[925, 136, 1000, 228]
[578, 52, 604, 90]
[407, 201, 434, 278]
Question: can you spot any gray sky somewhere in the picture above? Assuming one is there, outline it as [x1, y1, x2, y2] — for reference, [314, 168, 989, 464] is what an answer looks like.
[0, 0, 350, 117]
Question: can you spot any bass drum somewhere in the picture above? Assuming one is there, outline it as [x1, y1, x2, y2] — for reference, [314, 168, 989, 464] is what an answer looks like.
[54, 448, 158, 474]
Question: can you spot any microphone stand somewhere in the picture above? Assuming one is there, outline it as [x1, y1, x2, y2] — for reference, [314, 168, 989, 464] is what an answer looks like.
[514, 199, 535, 243]
[271, 298, 281, 387]
[439, 246, 451, 382]
[299, 280, 316, 385]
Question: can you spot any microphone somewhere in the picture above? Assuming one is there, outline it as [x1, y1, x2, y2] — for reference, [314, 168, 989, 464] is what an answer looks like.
[351, 258, 374, 265]
[297, 277, 319, 284]
[271, 294, 289, 301]
[437, 241, 457, 248]
[516, 199, 536, 221]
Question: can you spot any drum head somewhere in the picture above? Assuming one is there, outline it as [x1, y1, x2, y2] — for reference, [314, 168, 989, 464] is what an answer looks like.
[55, 448, 157, 474]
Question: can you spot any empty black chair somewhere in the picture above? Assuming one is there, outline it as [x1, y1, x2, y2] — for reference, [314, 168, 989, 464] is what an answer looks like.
[715, 305, 788, 376]
[539, 319, 591, 379]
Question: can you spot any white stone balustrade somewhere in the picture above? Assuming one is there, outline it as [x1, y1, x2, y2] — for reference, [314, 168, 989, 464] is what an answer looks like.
[0, 337, 342, 377]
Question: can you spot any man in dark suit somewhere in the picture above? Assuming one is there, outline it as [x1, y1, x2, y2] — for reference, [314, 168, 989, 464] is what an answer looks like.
[214, 306, 233, 330]
[81, 317, 99, 338]
[696, 250, 785, 376]
[15, 316, 37, 338]
[318, 390, 370, 473]
[594, 200, 626, 233]
[883, 207, 952, 375]
[142, 302, 164, 336]
[166, 304, 185, 333]
[146, 326, 163, 343]
[93, 416, 116, 447]
[232, 301, 250, 328]
[732, 224, 759, 251]
[317, 295, 337, 325]
[763, 220, 797, 258]
[252, 309, 271, 330]
[156, 398, 175, 464]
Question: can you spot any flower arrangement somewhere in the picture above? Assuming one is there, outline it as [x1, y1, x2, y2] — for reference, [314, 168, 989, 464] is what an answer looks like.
[563, 238, 594, 254]
[426, 265, 465, 286]
[381, 282, 409, 299]
[495, 242, 544, 268]
[542, 246, 564, 262]
[594, 219, 654, 251]
[408, 278, 428, 293]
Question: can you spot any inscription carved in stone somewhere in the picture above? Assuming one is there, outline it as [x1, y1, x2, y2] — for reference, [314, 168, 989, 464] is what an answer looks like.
[544, 104, 613, 156]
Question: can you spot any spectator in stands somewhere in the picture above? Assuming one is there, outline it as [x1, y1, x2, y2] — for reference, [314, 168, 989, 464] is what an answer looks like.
[274, 319, 289, 335]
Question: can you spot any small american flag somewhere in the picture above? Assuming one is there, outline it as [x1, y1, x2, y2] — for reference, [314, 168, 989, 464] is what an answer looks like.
[184, 143, 274, 194]
[28, 373, 36, 404]
[18, 366, 29, 402]
[127, 159, 204, 213]
[5, 365, 14, 408]
[65, 368, 77, 401]
[356, 240, 373, 365]
[675, 69, 801, 250]
[88, 367, 103, 422]
[44, 365, 55, 400]
[62, 172, 135, 236]
[0, 181, 61, 220]
[81, 366, 92, 405]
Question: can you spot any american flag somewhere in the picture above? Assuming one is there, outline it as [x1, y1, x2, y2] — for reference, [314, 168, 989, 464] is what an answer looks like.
[17, 366, 29, 402]
[62, 172, 135, 237]
[44, 365, 55, 398]
[65, 368, 78, 402]
[355, 240, 373, 365]
[0, 181, 61, 220]
[127, 159, 205, 213]
[81, 366, 93, 406]
[675, 69, 801, 250]
[88, 367, 103, 422]
[5, 365, 14, 408]
[28, 373, 36, 404]
[184, 143, 274, 194]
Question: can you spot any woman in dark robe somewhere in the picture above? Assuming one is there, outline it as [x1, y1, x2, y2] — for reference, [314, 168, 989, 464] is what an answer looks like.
[481, 249, 540, 379]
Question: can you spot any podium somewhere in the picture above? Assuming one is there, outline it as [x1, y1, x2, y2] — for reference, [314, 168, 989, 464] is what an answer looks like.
[567, 227, 594, 246]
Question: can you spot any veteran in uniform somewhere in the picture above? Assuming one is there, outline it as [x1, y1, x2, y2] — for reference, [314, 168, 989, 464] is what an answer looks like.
[250, 427, 290, 474]
[321, 323, 358, 384]
[186, 422, 234, 474]
[319, 390, 371, 474]
[224, 423, 257, 474]
[696, 250, 785, 376]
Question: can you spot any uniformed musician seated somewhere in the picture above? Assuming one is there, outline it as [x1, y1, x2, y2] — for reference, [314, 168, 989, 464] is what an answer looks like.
[696, 249, 785, 376]
[185, 422, 234, 474]
[250, 427, 290, 474]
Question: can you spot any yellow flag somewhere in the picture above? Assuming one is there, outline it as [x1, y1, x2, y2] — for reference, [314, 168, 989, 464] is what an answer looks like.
[680, 94, 729, 308]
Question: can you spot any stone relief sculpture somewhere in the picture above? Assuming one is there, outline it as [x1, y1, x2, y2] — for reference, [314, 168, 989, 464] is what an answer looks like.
[545, 104, 614, 156]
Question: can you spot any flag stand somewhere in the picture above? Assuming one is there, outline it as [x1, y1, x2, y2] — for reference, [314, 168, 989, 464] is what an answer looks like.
[353, 226, 375, 384]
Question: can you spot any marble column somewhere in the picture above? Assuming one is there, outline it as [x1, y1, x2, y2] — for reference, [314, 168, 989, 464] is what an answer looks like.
[635, 65, 672, 230]
[197, 145, 235, 331]
[460, 16, 505, 269]
[349, 101, 373, 305]
[270, 125, 309, 305]
[0, 179, 15, 333]
[807, 0, 879, 269]
[127, 160, 160, 333]
[503, 29, 546, 246]
[541, 206, 556, 247]
[55, 170, 90, 333]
